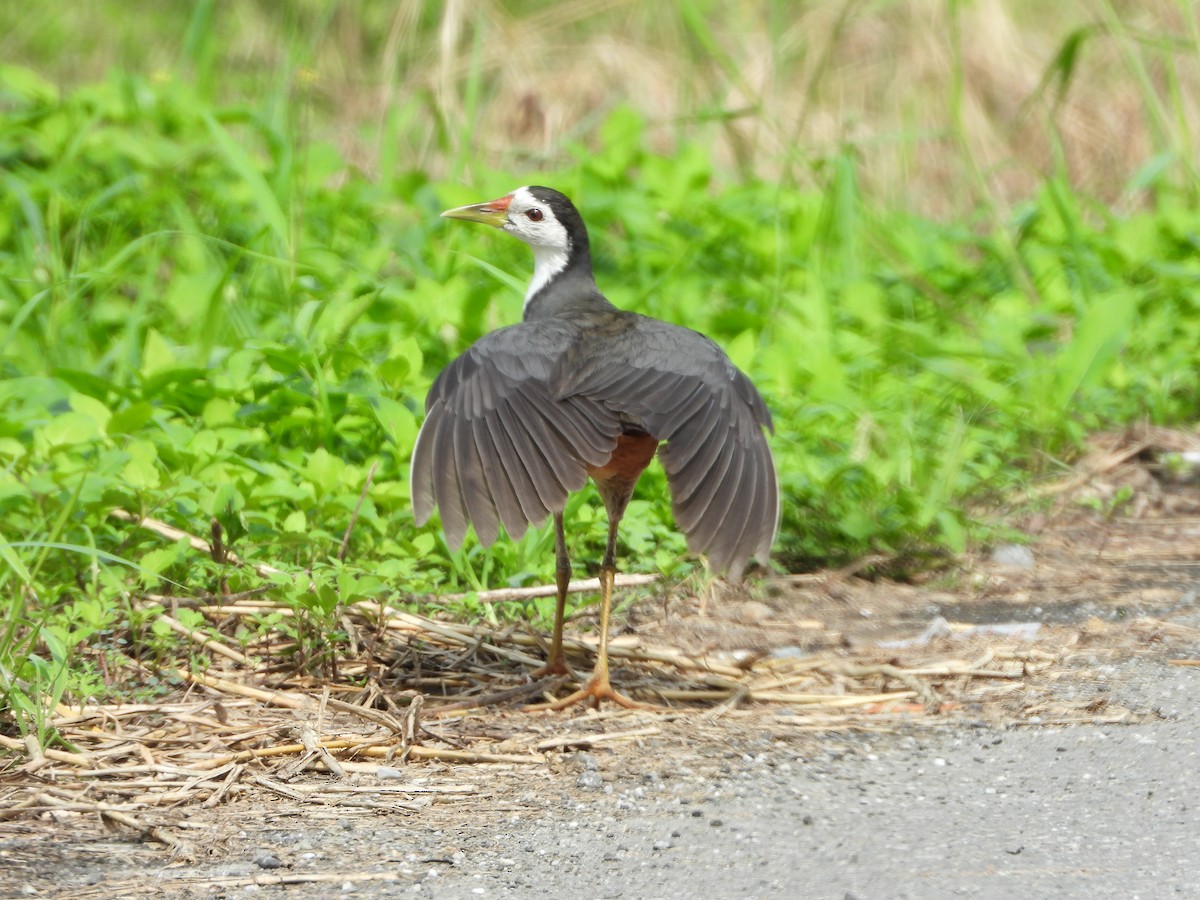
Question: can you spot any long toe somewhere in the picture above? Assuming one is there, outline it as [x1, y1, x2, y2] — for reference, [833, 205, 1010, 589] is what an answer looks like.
[525, 672, 660, 711]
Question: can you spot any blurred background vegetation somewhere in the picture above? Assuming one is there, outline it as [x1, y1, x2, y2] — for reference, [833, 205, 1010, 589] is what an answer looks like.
[7, 0, 1197, 211]
[2, 0, 1198, 729]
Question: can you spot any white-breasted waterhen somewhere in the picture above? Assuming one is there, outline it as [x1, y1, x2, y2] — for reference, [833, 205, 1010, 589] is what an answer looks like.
[412, 186, 778, 709]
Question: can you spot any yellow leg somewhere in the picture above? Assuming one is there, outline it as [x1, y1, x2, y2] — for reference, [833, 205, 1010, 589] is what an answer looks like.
[530, 565, 648, 710]
[526, 484, 661, 711]
[531, 514, 573, 678]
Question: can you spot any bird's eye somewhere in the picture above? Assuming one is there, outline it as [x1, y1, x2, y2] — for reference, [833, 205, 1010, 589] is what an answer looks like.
[526, 208, 543, 222]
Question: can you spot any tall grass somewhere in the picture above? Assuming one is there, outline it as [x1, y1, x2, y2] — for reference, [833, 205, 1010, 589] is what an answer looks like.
[4, 1, 1198, 213]
[2, 0, 1200, 734]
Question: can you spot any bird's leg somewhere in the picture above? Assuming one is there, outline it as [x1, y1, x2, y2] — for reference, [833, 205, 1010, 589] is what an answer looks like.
[537, 507, 648, 710]
[587, 560, 619, 695]
[531, 513, 573, 678]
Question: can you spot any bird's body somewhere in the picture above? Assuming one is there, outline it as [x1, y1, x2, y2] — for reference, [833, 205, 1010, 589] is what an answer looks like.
[412, 186, 778, 708]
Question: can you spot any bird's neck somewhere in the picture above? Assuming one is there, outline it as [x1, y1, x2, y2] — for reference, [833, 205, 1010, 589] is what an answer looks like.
[524, 244, 572, 312]
[522, 243, 613, 320]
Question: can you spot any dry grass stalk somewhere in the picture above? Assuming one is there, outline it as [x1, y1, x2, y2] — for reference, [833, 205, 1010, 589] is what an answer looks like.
[3, 615, 1100, 822]
[9, 497, 1177, 825]
[443, 572, 660, 602]
[154, 612, 252, 665]
[366, 1, 1197, 213]
[535, 725, 661, 751]
[109, 508, 286, 578]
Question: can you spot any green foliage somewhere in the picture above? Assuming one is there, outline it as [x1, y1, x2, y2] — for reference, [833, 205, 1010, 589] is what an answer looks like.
[3, 33, 1200, 732]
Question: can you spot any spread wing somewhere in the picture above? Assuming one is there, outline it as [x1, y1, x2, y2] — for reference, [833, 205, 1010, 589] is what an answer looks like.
[556, 314, 778, 578]
[410, 320, 622, 549]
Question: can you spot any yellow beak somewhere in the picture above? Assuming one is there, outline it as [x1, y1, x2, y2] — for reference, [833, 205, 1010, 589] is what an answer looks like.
[440, 194, 512, 228]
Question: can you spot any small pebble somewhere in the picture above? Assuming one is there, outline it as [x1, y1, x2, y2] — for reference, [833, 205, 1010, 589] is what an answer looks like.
[577, 770, 604, 791]
[253, 852, 285, 870]
[738, 600, 773, 622]
[576, 753, 599, 771]
[770, 646, 806, 659]
[990, 543, 1035, 568]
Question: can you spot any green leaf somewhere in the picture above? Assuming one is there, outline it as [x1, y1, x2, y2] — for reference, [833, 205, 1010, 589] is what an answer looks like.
[141, 328, 178, 378]
[122, 439, 161, 490]
[304, 447, 345, 495]
[1053, 290, 1137, 410]
[139, 540, 188, 585]
[0, 541, 34, 585]
[203, 111, 290, 252]
[0, 64, 61, 103]
[202, 397, 237, 428]
[176, 608, 206, 629]
[724, 330, 757, 374]
[0, 438, 26, 461]
[380, 336, 424, 387]
[107, 402, 155, 436]
[37, 412, 104, 449]
[374, 396, 417, 452]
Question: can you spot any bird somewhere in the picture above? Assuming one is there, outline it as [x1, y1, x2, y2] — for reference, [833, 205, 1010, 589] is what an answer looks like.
[411, 186, 778, 709]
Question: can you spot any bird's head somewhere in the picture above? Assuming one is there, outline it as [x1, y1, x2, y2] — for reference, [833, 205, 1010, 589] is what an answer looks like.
[441, 185, 581, 255]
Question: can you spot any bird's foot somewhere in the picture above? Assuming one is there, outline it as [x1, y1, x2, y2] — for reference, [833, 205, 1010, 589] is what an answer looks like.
[525, 672, 656, 712]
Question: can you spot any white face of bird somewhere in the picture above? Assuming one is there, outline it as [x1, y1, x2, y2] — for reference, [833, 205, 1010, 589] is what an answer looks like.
[440, 186, 569, 252]
[499, 186, 571, 253]
[441, 187, 573, 308]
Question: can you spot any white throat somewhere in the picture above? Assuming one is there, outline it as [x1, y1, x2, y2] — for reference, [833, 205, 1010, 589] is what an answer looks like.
[524, 244, 570, 311]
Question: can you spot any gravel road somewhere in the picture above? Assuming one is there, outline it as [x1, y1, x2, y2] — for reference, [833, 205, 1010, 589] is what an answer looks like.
[6, 649, 1196, 900]
[479, 663, 1198, 900]
[351, 654, 1199, 899]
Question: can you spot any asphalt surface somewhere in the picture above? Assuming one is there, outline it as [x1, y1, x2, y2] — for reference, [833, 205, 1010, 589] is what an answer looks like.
[407, 655, 1199, 900]
[9, 652, 1195, 900]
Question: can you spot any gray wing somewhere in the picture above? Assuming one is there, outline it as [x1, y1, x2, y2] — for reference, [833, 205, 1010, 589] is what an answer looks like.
[411, 320, 622, 549]
[557, 314, 778, 578]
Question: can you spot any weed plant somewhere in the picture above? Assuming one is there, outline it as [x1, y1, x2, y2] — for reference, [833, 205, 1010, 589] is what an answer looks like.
[1, 1, 1198, 737]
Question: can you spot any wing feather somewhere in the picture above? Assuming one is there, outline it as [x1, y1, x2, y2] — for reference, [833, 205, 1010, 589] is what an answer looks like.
[471, 412, 529, 540]
[671, 424, 737, 546]
[413, 310, 777, 574]
[453, 415, 500, 545]
[429, 405, 469, 549]
[718, 434, 759, 573]
[700, 429, 758, 578]
[660, 398, 727, 510]
[410, 400, 439, 525]
[558, 313, 778, 576]
[411, 320, 621, 548]
[517, 396, 592, 493]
